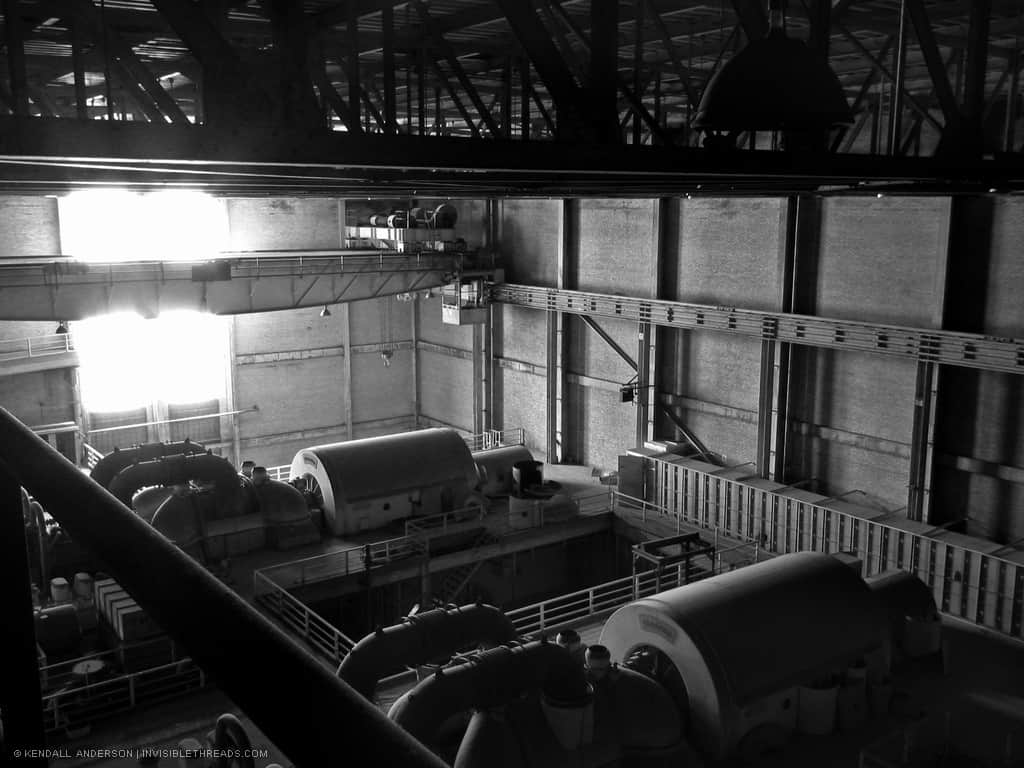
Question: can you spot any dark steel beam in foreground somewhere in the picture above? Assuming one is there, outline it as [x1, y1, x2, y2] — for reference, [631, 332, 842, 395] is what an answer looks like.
[729, 0, 768, 41]
[0, 408, 448, 768]
[0, 463, 46, 765]
[3, 0, 29, 117]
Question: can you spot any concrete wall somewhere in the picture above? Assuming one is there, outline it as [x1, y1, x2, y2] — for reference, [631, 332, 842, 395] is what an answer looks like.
[0, 369, 75, 426]
[0, 196, 61, 260]
[785, 198, 950, 508]
[933, 197, 1024, 541]
[494, 199, 562, 458]
[662, 198, 785, 466]
[230, 200, 420, 468]
[416, 294, 475, 432]
[0, 197, 79, 437]
[497, 193, 1024, 545]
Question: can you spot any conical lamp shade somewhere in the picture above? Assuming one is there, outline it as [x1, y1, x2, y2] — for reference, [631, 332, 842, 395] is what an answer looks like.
[694, 32, 852, 133]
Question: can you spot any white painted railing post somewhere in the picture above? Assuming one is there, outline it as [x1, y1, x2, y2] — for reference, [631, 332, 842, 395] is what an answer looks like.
[539, 603, 546, 632]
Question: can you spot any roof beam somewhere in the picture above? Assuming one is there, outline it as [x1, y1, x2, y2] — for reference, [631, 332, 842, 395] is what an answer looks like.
[428, 57, 481, 138]
[311, 57, 360, 131]
[147, 0, 273, 129]
[68, 0, 189, 124]
[413, 0, 500, 138]
[589, 0, 621, 142]
[963, 0, 992, 153]
[904, 0, 962, 128]
[3, 0, 30, 117]
[493, 0, 589, 140]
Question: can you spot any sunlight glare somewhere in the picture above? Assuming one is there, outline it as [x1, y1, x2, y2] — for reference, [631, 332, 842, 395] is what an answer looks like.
[76, 311, 228, 413]
[59, 190, 228, 262]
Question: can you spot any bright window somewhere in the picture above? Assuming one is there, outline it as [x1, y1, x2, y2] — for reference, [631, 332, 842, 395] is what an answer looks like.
[58, 190, 228, 262]
[76, 311, 228, 412]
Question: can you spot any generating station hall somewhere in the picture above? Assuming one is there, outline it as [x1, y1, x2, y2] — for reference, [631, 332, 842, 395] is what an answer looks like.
[3, 1, 1024, 767]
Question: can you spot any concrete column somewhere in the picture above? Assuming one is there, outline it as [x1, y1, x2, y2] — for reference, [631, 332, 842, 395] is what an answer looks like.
[926, 197, 994, 528]
[758, 195, 822, 482]
[341, 303, 353, 441]
[411, 297, 420, 427]
[546, 199, 576, 463]
[643, 198, 676, 445]
[472, 322, 483, 435]
[225, 315, 241, 466]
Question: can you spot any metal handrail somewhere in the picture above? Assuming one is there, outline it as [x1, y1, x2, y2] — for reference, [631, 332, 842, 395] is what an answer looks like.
[258, 487, 613, 593]
[505, 567, 706, 638]
[256, 534, 423, 591]
[81, 442, 104, 470]
[39, 636, 179, 689]
[405, 506, 486, 537]
[265, 465, 291, 482]
[0, 406, 447, 768]
[253, 571, 357, 665]
[0, 332, 74, 363]
[41, 657, 206, 734]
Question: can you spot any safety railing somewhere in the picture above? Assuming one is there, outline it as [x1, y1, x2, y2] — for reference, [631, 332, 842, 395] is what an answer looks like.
[39, 636, 180, 692]
[81, 441, 104, 470]
[253, 571, 357, 666]
[265, 465, 291, 482]
[858, 711, 1024, 767]
[259, 487, 612, 593]
[41, 658, 206, 735]
[463, 427, 525, 452]
[255, 534, 424, 591]
[506, 566, 709, 638]
[405, 505, 487, 538]
[612, 490, 765, 571]
[0, 332, 74, 363]
[640, 454, 1024, 642]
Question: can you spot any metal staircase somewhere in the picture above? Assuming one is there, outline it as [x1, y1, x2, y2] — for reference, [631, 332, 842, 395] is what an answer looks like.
[438, 529, 501, 604]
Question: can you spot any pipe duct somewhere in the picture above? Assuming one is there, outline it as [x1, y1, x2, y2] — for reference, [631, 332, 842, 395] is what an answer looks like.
[453, 666, 688, 768]
[107, 452, 243, 509]
[339, 603, 518, 699]
[388, 640, 590, 750]
[90, 439, 205, 489]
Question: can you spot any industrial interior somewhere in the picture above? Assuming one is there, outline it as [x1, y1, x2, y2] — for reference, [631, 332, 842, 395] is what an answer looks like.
[3, 0, 1024, 766]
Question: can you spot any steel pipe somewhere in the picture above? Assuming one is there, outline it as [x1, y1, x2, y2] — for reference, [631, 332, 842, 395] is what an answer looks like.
[0, 407, 448, 768]
[389, 640, 588, 749]
[107, 452, 240, 506]
[339, 603, 518, 699]
[90, 439, 206, 489]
